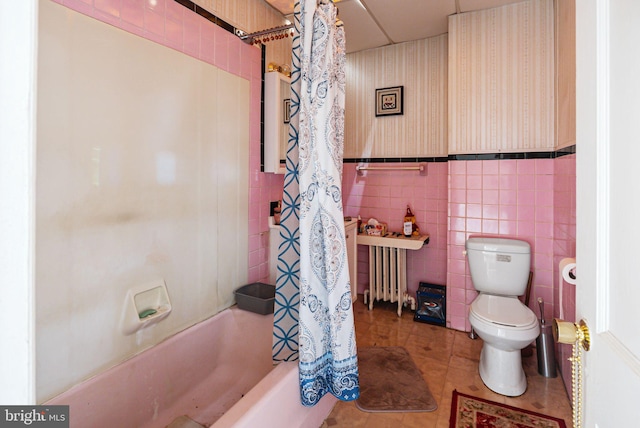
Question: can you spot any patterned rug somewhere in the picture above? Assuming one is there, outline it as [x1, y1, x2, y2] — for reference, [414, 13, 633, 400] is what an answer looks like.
[449, 390, 567, 428]
[355, 346, 437, 412]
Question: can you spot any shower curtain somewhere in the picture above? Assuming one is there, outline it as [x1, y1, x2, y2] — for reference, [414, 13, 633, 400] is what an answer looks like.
[272, 0, 359, 406]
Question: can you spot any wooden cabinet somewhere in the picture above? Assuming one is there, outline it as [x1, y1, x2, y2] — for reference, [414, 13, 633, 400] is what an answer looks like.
[344, 218, 358, 302]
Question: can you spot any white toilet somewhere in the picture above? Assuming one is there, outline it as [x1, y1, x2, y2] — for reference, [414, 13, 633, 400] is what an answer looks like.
[465, 237, 539, 396]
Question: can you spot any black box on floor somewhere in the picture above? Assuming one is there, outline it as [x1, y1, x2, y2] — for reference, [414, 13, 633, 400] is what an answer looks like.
[414, 282, 446, 326]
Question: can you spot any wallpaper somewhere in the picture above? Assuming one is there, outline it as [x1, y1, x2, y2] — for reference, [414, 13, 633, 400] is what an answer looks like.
[448, 0, 555, 154]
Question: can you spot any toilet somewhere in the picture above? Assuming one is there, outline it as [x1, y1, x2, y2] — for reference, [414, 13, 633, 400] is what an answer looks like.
[465, 237, 539, 396]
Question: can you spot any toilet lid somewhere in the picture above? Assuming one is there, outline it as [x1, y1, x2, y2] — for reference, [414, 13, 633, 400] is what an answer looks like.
[471, 294, 537, 327]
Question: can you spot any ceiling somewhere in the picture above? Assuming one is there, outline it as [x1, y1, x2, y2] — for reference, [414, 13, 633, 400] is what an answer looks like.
[264, 0, 526, 53]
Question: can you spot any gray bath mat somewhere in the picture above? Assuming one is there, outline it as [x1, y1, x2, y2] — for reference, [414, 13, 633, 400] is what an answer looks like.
[355, 346, 438, 412]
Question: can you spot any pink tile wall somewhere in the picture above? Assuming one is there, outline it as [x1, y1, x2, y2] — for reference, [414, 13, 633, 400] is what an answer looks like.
[342, 162, 449, 297]
[447, 159, 557, 331]
[553, 153, 576, 398]
[51, 0, 276, 285]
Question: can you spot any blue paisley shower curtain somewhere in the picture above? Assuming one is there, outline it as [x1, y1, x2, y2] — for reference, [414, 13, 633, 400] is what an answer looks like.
[272, 0, 359, 406]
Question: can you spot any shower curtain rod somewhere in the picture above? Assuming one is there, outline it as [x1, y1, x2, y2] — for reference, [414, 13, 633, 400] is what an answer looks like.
[239, 23, 294, 45]
[240, 2, 342, 45]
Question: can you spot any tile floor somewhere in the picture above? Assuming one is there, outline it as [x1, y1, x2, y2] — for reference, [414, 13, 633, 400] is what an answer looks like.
[322, 298, 573, 427]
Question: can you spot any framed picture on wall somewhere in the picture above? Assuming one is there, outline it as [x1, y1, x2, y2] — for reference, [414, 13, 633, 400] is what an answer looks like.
[283, 99, 291, 124]
[375, 86, 404, 117]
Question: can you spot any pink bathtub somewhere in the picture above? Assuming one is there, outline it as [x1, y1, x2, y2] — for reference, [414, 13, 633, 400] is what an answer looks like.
[46, 307, 337, 427]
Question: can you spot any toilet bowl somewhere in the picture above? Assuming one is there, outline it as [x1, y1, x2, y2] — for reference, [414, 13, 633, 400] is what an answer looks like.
[469, 294, 539, 396]
[465, 237, 539, 397]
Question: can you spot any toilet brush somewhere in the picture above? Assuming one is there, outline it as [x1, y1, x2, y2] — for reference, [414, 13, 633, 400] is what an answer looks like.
[536, 297, 557, 377]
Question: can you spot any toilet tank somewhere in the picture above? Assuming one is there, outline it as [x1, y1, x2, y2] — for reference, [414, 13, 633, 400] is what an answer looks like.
[465, 237, 531, 295]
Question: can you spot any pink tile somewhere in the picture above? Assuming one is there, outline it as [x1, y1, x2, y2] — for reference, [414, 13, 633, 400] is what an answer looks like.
[248, 234, 260, 252]
[449, 286, 466, 303]
[450, 174, 466, 189]
[450, 203, 465, 217]
[166, 0, 184, 23]
[467, 189, 482, 204]
[482, 159, 499, 174]
[467, 161, 483, 175]
[200, 37, 216, 65]
[215, 31, 231, 71]
[536, 174, 554, 191]
[450, 258, 467, 276]
[535, 205, 553, 223]
[165, 17, 183, 49]
[94, 0, 121, 18]
[450, 189, 466, 203]
[228, 40, 242, 72]
[450, 217, 465, 232]
[465, 289, 478, 304]
[536, 158, 554, 175]
[482, 189, 499, 205]
[467, 203, 482, 218]
[93, 9, 122, 27]
[517, 159, 535, 174]
[482, 175, 499, 190]
[517, 190, 535, 206]
[535, 189, 554, 206]
[482, 219, 499, 234]
[146, 0, 166, 13]
[449, 273, 466, 288]
[449, 302, 467, 318]
[500, 159, 517, 175]
[537, 221, 553, 237]
[499, 174, 517, 190]
[122, 0, 144, 27]
[499, 220, 517, 235]
[466, 175, 482, 190]
[449, 244, 467, 260]
[248, 218, 259, 235]
[63, 0, 94, 15]
[450, 161, 466, 175]
[517, 221, 535, 236]
[466, 218, 482, 233]
[499, 205, 517, 220]
[450, 316, 467, 332]
[517, 174, 535, 190]
[518, 205, 535, 221]
[500, 189, 518, 205]
[482, 204, 499, 219]
[200, 19, 217, 41]
[535, 237, 554, 255]
[144, 8, 165, 37]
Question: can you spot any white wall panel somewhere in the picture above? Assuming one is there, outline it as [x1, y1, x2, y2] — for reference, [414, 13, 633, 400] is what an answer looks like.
[448, 0, 555, 154]
[345, 35, 449, 158]
[36, 1, 249, 401]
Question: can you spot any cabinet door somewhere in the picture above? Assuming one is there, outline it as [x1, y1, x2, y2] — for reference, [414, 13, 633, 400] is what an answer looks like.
[264, 72, 290, 174]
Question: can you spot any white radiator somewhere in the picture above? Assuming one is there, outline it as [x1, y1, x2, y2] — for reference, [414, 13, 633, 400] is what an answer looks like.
[363, 246, 416, 316]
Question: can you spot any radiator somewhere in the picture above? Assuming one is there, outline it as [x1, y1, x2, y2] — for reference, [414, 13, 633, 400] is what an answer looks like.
[363, 246, 416, 316]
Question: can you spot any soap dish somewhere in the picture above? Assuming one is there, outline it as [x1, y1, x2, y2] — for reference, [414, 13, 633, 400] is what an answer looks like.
[120, 279, 172, 335]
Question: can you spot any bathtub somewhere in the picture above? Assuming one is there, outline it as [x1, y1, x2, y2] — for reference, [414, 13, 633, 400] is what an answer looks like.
[46, 307, 337, 427]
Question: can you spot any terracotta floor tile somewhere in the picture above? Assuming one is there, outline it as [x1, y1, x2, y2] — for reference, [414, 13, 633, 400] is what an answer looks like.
[324, 298, 573, 427]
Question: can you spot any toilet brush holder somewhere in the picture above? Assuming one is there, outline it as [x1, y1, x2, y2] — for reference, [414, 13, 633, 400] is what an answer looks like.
[536, 323, 557, 378]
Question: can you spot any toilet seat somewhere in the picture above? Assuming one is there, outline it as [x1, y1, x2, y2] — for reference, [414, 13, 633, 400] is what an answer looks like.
[470, 294, 537, 328]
